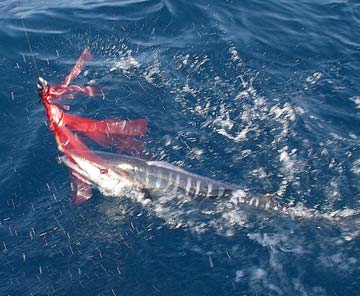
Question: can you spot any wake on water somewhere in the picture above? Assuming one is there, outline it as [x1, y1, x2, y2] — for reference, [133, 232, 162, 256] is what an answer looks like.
[54, 36, 360, 239]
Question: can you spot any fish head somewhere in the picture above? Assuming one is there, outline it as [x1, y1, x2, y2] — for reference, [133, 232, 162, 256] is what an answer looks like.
[58, 150, 134, 197]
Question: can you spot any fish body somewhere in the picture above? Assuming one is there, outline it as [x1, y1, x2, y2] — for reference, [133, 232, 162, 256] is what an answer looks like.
[59, 150, 287, 212]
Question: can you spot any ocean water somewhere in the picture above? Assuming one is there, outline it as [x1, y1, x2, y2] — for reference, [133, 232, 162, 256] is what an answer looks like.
[1, 0, 360, 295]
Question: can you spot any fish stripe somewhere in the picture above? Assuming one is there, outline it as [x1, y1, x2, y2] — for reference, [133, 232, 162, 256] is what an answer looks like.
[206, 183, 213, 198]
[195, 180, 201, 195]
[145, 167, 150, 185]
[165, 172, 173, 190]
[170, 174, 180, 195]
[218, 187, 225, 198]
[186, 177, 192, 195]
[265, 201, 270, 210]
[155, 169, 162, 189]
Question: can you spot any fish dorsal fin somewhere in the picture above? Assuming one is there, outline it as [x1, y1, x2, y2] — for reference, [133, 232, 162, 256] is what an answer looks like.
[147, 161, 189, 174]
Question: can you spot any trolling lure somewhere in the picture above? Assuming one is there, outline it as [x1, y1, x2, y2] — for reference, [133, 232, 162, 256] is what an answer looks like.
[37, 49, 96, 109]
[38, 49, 148, 204]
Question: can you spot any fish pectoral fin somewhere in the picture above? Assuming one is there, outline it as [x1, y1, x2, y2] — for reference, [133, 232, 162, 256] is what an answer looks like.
[141, 188, 152, 201]
[69, 170, 93, 205]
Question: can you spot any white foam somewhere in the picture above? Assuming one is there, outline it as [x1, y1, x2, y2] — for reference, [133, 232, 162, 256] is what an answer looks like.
[351, 159, 360, 175]
[305, 72, 323, 85]
[350, 96, 360, 109]
[234, 270, 244, 282]
[109, 50, 140, 72]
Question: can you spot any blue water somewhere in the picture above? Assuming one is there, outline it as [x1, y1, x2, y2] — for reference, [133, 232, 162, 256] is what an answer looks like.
[1, 0, 360, 294]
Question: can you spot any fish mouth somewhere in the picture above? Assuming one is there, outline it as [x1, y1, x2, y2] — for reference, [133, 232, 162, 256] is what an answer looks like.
[57, 151, 134, 197]
[57, 154, 95, 185]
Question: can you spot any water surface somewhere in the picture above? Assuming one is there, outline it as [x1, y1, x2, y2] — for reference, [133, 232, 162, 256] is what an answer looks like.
[1, 0, 360, 295]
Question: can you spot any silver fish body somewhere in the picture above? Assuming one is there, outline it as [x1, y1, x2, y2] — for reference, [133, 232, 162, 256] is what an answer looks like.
[59, 150, 287, 212]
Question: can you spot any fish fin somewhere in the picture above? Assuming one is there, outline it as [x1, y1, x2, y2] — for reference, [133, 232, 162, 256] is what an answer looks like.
[147, 161, 189, 174]
[69, 171, 93, 205]
[141, 188, 153, 200]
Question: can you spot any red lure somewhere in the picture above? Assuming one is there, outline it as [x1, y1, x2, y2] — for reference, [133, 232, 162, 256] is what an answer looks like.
[38, 49, 148, 204]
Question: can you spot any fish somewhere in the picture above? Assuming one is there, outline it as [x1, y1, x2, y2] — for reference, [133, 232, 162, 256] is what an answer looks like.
[58, 150, 288, 213]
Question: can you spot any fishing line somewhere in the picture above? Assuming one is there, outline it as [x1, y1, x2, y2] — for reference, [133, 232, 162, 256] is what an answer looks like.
[17, 0, 41, 79]
[21, 18, 41, 78]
